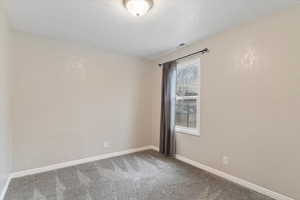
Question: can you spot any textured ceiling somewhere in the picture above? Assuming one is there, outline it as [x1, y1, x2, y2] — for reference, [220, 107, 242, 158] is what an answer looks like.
[5, 0, 298, 58]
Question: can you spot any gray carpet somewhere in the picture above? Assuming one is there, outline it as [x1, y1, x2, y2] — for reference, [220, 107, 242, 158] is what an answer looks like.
[5, 150, 274, 200]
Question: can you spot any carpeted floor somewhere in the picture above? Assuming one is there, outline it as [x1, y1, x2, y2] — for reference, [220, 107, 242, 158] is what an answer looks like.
[5, 150, 274, 200]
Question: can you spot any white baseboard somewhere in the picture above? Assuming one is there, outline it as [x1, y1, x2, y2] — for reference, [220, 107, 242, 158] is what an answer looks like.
[175, 154, 294, 200]
[115, 146, 294, 200]
[7, 145, 295, 200]
[0, 175, 12, 200]
[11, 146, 153, 178]
[149, 145, 159, 151]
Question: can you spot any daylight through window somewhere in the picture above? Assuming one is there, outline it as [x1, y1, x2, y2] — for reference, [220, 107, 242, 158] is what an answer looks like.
[175, 59, 200, 135]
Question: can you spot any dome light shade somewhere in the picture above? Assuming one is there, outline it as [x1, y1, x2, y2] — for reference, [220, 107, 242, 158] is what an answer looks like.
[125, 0, 153, 16]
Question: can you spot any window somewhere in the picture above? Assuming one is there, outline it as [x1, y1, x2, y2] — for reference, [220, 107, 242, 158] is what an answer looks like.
[175, 59, 200, 136]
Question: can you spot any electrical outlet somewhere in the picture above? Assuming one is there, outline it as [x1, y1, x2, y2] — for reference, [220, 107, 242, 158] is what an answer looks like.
[104, 141, 111, 148]
[222, 156, 229, 165]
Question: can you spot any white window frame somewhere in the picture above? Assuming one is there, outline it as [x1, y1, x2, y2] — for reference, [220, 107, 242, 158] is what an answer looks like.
[175, 58, 201, 136]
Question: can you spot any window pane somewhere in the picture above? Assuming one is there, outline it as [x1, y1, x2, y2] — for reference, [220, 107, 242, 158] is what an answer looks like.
[175, 60, 200, 130]
[176, 63, 199, 97]
[176, 99, 197, 129]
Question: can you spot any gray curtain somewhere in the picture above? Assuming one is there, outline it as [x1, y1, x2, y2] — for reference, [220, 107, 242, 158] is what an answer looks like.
[160, 61, 177, 156]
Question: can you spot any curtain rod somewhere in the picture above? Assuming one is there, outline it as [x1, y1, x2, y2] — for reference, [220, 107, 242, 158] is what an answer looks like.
[158, 48, 209, 67]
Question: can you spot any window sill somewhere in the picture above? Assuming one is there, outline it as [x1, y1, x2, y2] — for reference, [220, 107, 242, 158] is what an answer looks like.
[175, 127, 200, 137]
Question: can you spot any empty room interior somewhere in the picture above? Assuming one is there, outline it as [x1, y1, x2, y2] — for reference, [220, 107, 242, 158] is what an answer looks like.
[1, 0, 300, 200]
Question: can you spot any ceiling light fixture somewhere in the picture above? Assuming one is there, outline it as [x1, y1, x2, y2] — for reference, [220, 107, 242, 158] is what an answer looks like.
[124, 0, 153, 17]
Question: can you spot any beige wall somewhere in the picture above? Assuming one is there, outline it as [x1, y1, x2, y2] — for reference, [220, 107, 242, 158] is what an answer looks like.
[11, 32, 153, 171]
[0, 0, 12, 195]
[151, 6, 300, 199]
